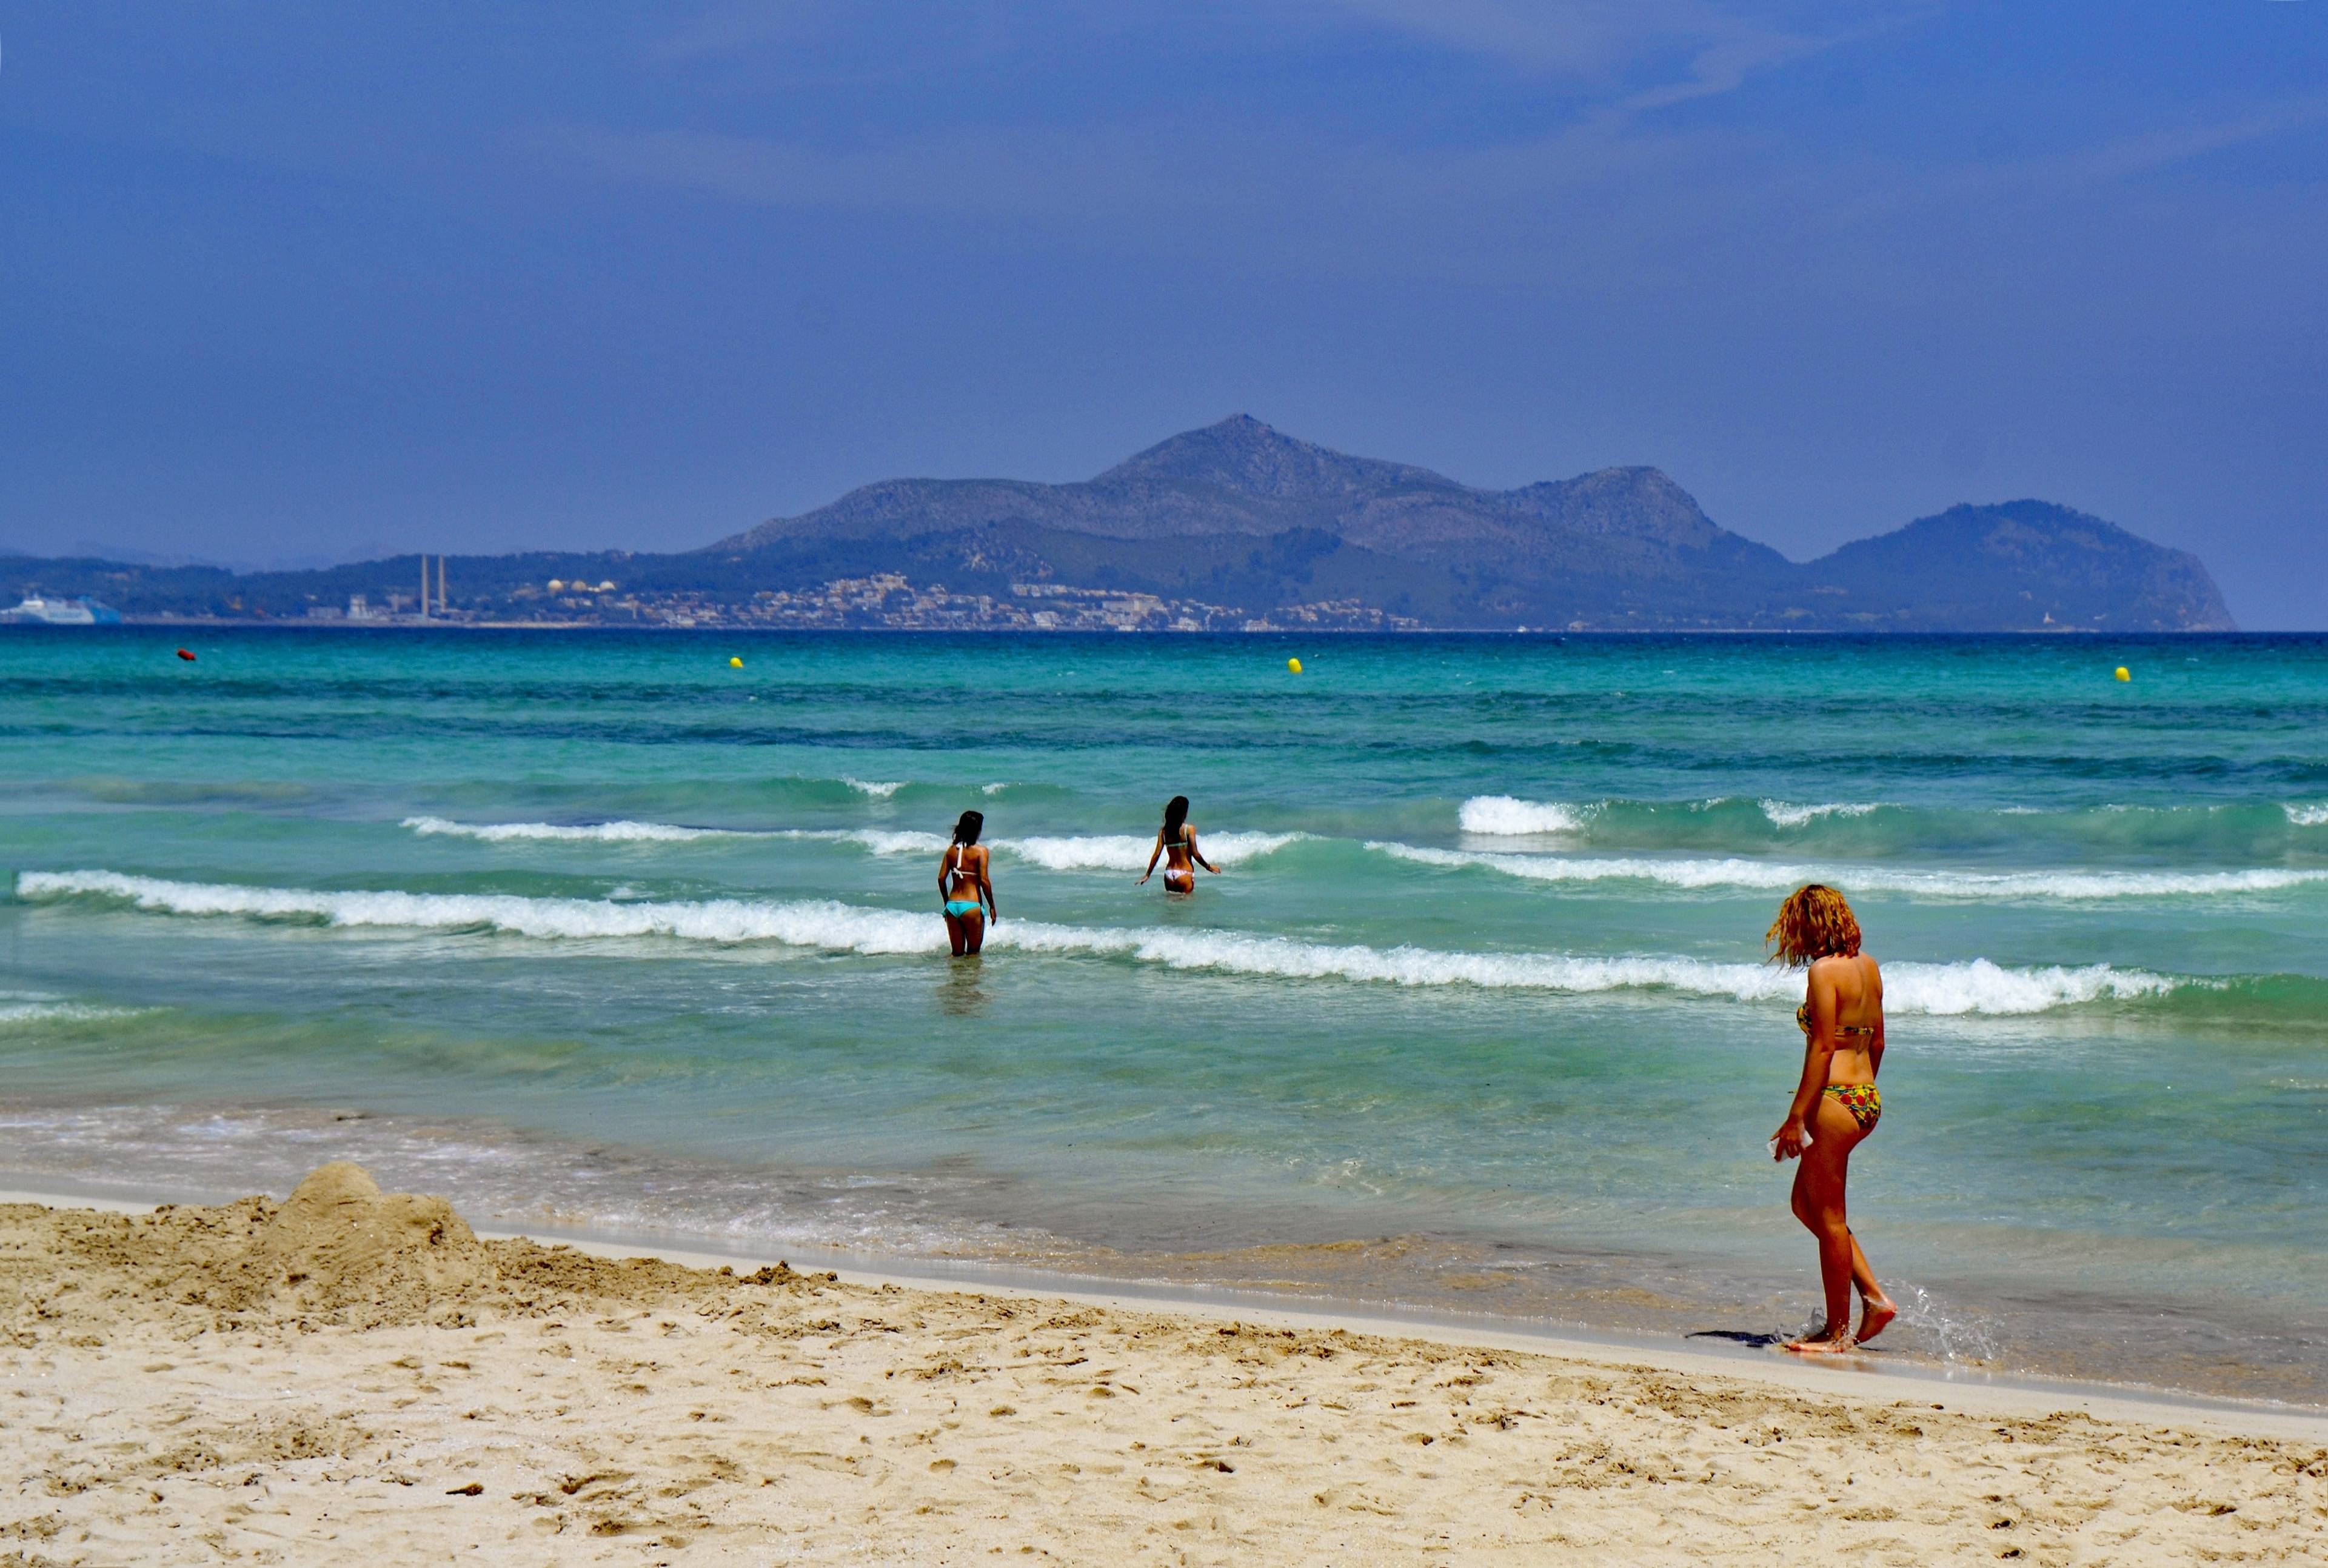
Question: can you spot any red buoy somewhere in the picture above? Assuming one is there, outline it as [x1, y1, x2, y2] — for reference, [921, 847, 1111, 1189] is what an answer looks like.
[176, 649, 196, 661]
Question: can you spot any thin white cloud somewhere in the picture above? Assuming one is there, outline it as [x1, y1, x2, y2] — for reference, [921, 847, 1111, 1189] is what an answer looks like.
[2053, 95, 2328, 181]
[1620, 24, 1830, 109]
[653, 1, 1908, 118]
[1304, 0, 1906, 105]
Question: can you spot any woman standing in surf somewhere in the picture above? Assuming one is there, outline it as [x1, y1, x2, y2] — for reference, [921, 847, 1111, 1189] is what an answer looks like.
[938, 810, 998, 956]
[1767, 884, 1898, 1355]
[1139, 795, 1219, 895]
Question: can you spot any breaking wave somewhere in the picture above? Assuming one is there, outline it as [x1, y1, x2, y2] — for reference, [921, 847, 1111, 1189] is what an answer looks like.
[19, 870, 940, 953]
[826, 829, 951, 856]
[0, 989, 144, 1027]
[404, 816, 758, 844]
[399, 818, 1299, 869]
[16, 870, 2199, 1015]
[1759, 800, 1881, 829]
[1459, 796, 1588, 835]
[1367, 842, 2328, 901]
[1001, 832, 1307, 871]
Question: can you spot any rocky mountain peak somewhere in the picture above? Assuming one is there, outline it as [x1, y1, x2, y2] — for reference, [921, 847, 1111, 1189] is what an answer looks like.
[1511, 465, 1723, 547]
[1092, 415, 1459, 501]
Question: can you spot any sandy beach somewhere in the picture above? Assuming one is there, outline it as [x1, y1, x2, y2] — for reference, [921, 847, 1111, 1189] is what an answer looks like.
[0, 1165, 2320, 1564]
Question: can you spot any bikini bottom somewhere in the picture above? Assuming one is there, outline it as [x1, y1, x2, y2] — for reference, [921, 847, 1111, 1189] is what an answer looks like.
[1822, 1082, 1881, 1133]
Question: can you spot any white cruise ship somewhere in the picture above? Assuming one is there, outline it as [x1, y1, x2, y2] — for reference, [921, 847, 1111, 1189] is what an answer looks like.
[4, 595, 122, 625]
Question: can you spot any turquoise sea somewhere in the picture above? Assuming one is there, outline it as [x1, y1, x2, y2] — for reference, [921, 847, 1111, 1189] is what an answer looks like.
[1, 629, 2323, 1403]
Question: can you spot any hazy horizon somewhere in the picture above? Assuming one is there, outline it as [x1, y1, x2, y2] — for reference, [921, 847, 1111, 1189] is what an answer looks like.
[3, 4, 2323, 623]
[19, 410, 2255, 581]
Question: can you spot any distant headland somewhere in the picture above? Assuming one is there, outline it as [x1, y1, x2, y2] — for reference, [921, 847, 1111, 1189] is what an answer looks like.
[1, 417, 2233, 632]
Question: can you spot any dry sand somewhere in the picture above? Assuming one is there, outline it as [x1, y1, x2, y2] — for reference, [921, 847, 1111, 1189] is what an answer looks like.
[3, 1164, 2322, 1564]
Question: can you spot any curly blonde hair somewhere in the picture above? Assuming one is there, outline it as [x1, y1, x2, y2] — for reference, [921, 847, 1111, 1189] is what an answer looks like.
[1767, 884, 1862, 967]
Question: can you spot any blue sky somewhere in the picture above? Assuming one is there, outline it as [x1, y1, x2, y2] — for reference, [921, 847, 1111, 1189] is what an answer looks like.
[2, 2, 2323, 622]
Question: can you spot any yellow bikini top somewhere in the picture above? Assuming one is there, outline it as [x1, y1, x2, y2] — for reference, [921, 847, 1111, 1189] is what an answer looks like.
[1798, 1003, 1878, 1038]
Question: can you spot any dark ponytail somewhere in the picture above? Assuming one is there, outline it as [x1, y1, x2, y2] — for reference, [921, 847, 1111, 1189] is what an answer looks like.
[952, 810, 984, 846]
[1162, 795, 1189, 841]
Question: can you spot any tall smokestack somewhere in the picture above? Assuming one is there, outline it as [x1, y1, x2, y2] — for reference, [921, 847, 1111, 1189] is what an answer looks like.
[438, 555, 447, 615]
[420, 555, 429, 618]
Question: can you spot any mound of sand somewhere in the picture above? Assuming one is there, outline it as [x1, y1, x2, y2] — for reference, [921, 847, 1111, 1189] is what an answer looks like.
[226, 1160, 486, 1316]
[3, 1162, 828, 1335]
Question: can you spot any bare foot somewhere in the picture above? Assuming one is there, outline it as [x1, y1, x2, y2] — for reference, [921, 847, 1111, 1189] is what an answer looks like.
[1855, 1296, 1898, 1345]
[1782, 1333, 1857, 1356]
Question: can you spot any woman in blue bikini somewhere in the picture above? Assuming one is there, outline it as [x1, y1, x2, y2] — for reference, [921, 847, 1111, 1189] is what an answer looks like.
[938, 810, 998, 956]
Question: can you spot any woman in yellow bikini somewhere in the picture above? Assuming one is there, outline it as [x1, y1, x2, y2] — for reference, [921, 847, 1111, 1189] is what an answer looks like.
[1767, 884, 1898, 1355]
[937, 810, 997, 956]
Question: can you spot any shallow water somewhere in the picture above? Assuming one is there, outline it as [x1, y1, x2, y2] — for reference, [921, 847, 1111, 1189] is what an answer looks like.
[1, 628, 2323, 1401]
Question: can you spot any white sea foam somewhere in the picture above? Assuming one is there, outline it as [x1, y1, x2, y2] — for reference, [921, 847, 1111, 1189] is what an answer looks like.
[18, 870, 942, 953]
[1880, 959, 2182, 1014]
[400, 819, 1293, 867]
[1458, 796, 1587, 835]
[843, 777, 905, 799]
[17, 870, 2194, 1015]
[834, 829, 951, 856]
[0, 1003, 141, 1025]
[1759, 799, 1880, 829]
[1376, 842, 1808, 889]
[2284, 804, 2328, 827]
[404, 816, 758, 843]
[404, 819, 949, 855]
[0, 996, 142, 1026]
[1366, 842, 2328, 901]
[1002, 832, 1306, 872]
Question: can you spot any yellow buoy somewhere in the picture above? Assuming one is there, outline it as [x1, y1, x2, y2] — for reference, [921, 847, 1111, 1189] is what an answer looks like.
[2113, 666, 2130, 682]
[1288, 657, 1302, 674]
[729, 656, 744, 669]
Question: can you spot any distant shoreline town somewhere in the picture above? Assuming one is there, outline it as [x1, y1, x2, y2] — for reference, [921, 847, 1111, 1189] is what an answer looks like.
[7, 573, 1419, 633]
[1, 417, 2235, 633]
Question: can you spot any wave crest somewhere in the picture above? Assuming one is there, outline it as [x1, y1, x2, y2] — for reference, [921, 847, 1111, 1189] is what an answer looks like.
[400, 818, 1297, 870]
[1459, 796, 1587, 835]
[1759, 799, 1880, 829]
[833, 829, 951, 855]
[17, 870, 2197, 1015]
[0, 989, 144, 1026]
[1367, 842, 2328, 901]
[404, 816, 752, 843]
[1004, 832, 1305, 872]
[20, 870, 941, 953]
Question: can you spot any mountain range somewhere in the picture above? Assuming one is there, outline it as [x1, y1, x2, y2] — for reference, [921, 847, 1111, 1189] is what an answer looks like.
[1, 416, 2233, 631]
[706, 416, 2231, 631]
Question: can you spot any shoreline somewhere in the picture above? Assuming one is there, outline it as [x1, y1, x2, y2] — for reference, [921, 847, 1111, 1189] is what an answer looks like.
[4, 620, 2275, 635]
[10, 1179, 2320, 1442]
[5, 1166, 2323, 1561]
[477, 1227, 2328, 1441]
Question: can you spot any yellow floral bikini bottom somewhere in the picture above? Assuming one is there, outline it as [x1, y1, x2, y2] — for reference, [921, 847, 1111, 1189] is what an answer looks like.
[1822, 1083, 1882, 1132]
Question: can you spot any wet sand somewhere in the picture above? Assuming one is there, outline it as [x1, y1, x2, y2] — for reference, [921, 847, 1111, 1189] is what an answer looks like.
[3, 1165, 2323, 1564]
